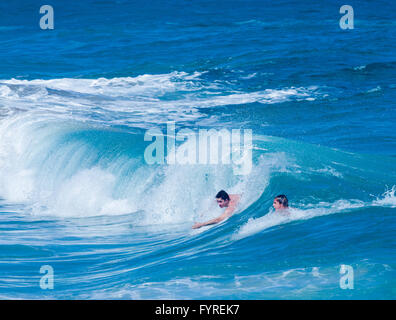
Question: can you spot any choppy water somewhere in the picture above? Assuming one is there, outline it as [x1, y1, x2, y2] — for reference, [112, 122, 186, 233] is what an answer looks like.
[0, 0, 395, 299]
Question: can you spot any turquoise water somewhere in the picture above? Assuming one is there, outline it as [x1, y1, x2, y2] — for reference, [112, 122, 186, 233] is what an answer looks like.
[0, 0, 395, 299]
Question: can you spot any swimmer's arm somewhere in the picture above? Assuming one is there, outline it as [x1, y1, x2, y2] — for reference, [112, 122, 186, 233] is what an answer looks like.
[192, 207, 235, 229]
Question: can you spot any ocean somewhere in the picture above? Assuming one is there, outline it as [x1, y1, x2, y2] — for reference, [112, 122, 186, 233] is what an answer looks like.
[0, 0, 395, 299]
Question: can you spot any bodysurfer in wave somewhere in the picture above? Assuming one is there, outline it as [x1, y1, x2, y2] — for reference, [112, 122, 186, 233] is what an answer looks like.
[192, 190, 241, 229]
[273, 194, 289, 213]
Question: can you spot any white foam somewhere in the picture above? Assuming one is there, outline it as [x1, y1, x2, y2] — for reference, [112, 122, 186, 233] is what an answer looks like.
[1, 72, 206, 97]
[39, 167, 136, 217]
[233, 199, 366, 240]
[353, 65, 366, 71]
[311, 166, 343, 178]
[0, 73, 324, 126]
[373, 186, 396, 207]
[0, 85, 15, 98]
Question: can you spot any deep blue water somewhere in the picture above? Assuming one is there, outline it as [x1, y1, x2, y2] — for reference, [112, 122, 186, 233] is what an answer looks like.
[0, 0, 395, 299]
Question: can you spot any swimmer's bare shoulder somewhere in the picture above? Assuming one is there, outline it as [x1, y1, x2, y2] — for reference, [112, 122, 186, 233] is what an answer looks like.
[230, 194, 241, 205]
[227, 194, 241, 211]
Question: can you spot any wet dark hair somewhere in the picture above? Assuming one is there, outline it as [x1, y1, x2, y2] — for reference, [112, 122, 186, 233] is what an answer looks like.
[216, 190, 230, 201]
[274, 194, 288, 208]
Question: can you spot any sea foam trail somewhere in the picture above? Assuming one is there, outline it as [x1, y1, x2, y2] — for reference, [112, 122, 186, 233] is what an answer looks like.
[233, 187, 396, 240]
[233, 200, 365, 240]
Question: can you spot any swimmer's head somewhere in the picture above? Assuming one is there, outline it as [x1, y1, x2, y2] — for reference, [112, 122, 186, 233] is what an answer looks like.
[273, 194, 288, 210]
[216, 190, 230, 208]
